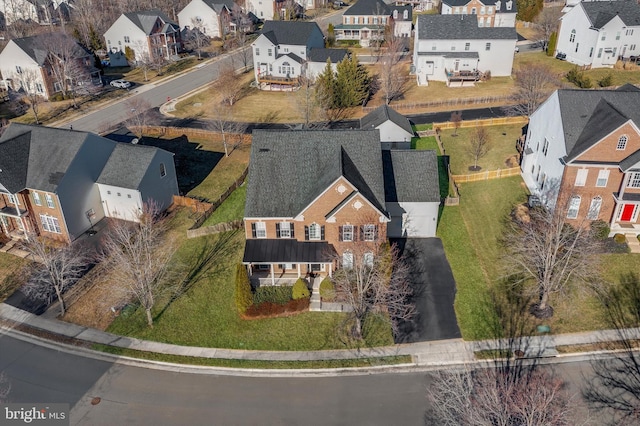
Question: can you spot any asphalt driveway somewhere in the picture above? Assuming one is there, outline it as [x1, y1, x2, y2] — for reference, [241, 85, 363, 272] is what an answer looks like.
[391, 238, 461, 343]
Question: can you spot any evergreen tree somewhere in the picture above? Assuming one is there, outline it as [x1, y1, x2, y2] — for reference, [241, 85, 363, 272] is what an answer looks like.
[335, 55, 371, 108]
[315, 59, 336, 109]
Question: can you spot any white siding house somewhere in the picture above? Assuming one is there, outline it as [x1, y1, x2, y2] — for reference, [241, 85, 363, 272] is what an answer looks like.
[360, 105, 415, 150]
[177, 0, 233, 38]
[555, 1, 640, 68]
[413, 14, 516, 86]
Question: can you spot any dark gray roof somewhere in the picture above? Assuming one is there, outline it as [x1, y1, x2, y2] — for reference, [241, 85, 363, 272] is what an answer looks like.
[416, 14, 517, 40]
[556, 89, 640, 162]
[308, 48, 349, 63]
[97, 144, 159, 189]
[0, 124, 89, 193]
[581, 0, 640, 29]
[243, 239, 336, 262]
[382, 150, 440, 203]
[124, 10, 178, 35]
[390, 5, 412, 21]
[11, 33, 88, 65]
[360, 104, 414, 136]
[441, 0, 517, 13]
[260, 20, 323, 46]
[620, 150, 640, 172]
[419, 51, 480, 59]
[245, 130, 386, 218]
[345, 0, 390, 16]
[201, 0, 235, 13]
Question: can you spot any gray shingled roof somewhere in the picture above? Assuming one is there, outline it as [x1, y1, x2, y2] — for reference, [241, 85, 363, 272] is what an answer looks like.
[260, 21, 323, 46]
[416, 14, 517, 40]
[360, 104, 414, 136]
[201, 0, 235, 13]
[556, 88, 640, 162]
[245, 130, 386, 218]
[308, 48, 349, 63]
[97, 144, 159, 189]
[345, 0, 390, 16]
[11, 33, 88, 65]
[440, 0, 517, 13]
[382, 150, 440, 203]
[124, 10, 177, 35]
[0, 124, 89, 193]
[581, 0, 640, 29]
[390, 5, 412, 21]
[620, 150, 640, 172]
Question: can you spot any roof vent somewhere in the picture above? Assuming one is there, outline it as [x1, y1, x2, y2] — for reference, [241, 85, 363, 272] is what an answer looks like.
[259, 148, 270, 152]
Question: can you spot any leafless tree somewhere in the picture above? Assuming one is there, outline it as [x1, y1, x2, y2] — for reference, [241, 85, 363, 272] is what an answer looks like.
[100, 202, 176, 327]
[450, 110, 462, 136]
[377, 36, 406, 105]
[467, 126, 491, 171]
[185, 19, 209, 60]
[505, 63, 560, 117]
[583, 272, 640, 425]
[208, 102, 246, 157]
[292, 72, 322, 128]
[534, 7, 562, 50]
[502, 199, 601, 318]
[39, 32, 91, 101]
[9, 68, 44, 124]
[215, 63, 244, 106]
[23, 237, 91, 317]
[427, 365, 575, 425]
[124, 97, 154, 139]
[331, 217, 414, 340]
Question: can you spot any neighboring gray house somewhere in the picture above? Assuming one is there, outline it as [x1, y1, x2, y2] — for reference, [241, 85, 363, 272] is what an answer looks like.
[412, 14, 517, 86]
[383, 150, 440, 238]
[360, 104, 415, 149]
[0, 124, 178, 243]
[306, 48, 349, 78]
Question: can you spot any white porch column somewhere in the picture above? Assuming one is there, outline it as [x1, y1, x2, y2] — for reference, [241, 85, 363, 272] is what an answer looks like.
[247, 264, 252, 276]
[12, 195, 28, 241]
[271, 263, 275, 286]
[297, 263, 301, 278]
[329, 263, 332, 278]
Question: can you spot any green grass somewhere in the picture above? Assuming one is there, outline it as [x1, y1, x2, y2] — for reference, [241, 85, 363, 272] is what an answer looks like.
[202, 184, 247, 227]
[92, 344, 411, 368]
[413, 136, 439, 151]
[107, 230, 393, 350]
[414, 123, 433, 132]
[440, 124, 523, 175]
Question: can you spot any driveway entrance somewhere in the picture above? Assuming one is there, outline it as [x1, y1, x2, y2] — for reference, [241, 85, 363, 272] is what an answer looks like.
[391, 238, 461, 343]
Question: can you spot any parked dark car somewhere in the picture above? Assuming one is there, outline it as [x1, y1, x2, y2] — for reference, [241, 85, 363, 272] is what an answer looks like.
[556, 52, 567, 60]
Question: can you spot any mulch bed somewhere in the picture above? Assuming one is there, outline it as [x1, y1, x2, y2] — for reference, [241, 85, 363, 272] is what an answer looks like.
[242, 299, 309, 320]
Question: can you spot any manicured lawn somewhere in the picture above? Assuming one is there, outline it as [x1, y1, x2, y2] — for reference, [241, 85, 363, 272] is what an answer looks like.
[202, 184, 247, 227]
[107, 230, 393, 350]
[412, 135, 439, 151]
[439, 124, 523, 175]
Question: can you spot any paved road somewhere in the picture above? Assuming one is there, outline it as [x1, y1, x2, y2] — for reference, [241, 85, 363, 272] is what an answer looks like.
[67, 48, 252, 132]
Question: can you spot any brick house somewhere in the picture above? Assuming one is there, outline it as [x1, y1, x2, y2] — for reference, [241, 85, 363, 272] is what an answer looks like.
[520, 85, 640, 236]
[0, 124, 179, 244]
[440, 0, 517, 28]
[242, 130, 440, 284]
[335, 0, 412, 46]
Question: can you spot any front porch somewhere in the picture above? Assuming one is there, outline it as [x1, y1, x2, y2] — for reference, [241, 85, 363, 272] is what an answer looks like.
[247, 264, 332, 287]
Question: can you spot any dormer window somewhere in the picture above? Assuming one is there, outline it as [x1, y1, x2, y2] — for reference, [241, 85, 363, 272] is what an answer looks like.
[495, 0, 501, 10]
[506, 0, 512, 10]
[403, 10, 408, 19]
[393, 10, 398, 19]
[617, 135, 628, 150]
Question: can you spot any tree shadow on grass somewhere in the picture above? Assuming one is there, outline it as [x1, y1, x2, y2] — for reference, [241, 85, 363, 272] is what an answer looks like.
[154, 230, 240, 323]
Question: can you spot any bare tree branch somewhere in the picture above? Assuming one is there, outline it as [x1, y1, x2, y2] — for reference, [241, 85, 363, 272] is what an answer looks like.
[504, 63, 560, 117]
[207, 102, 246, 157]
[467, 126, 491, 170]
[124, 97, 154, 139]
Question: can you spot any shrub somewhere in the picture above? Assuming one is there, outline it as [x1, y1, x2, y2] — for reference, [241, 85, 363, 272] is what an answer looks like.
[319, 277, 335, 301]
[590, 220, 610, 240]
[598, 73, 613, 87]
[566, 67, 592, 88]
[292, 278, 310, 299]
[614, 233, 627, 244]
[253, 285, 292, 305]
[235, 264, 253, 314]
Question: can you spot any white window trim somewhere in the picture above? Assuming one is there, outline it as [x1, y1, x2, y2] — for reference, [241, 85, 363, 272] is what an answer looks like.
[567, 196, 581, 219]
[40, 214, 61, 233]
[342, 224, 354, 241]
[596, 169, 610, 187]
[45, 193, 55, 208]
[255, 222, 266, 238]
[32, 192, 41, 206]
[587, 196, 602, 220]
[617, 135, 628, 150]
[342, 251, 353, 269]
[309, 223, 321, 240]
[629, 172, 640, 188]
[363, 224, 376, 241]
[574, 169, 588, 187]
[279, 222, 291, 238]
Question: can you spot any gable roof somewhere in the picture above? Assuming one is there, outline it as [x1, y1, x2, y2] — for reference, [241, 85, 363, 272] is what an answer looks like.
[344, 0, 390, 16]
[580, 0, 640, 29]
[9, 33, 88, 65]
[416, 14, 517, 40]
[441, 0, 517, 13]
[0, 124, 89, 193]
[555, 88, 640, 161]
[382, 150, 440, 203]
[123, 10, 178, 35]
[360, 104, 414, 136]
[201, 0, 235, 13]
[307, 48, 349, 63]
[390, 5, 412, 21]
[260, 20, 322, 46]
[245, 130, 386, 218]
[97, 144, 161, 189]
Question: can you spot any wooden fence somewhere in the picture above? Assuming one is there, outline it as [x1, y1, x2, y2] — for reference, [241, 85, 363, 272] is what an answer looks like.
[451, 166, 521, 183]
[433, 116, 528, 131]
[362, 95, 512, 113]
[187, 220, 244, 239]
[173, 195, 212, 213]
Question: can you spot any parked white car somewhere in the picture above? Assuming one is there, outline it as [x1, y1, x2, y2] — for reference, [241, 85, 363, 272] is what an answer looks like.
[110, 79, 132, 89]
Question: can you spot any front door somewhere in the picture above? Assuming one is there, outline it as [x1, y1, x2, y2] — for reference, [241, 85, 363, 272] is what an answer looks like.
[620, 204, 637, 221]
[454, 60, 460, 71]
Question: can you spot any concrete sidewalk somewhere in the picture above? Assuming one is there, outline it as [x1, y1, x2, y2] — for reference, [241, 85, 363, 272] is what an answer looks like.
[2, 303, 638, 370]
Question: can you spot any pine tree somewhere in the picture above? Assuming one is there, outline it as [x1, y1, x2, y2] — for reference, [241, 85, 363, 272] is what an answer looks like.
[335, 56, 371, 108]
[315, 59, 336, 109]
